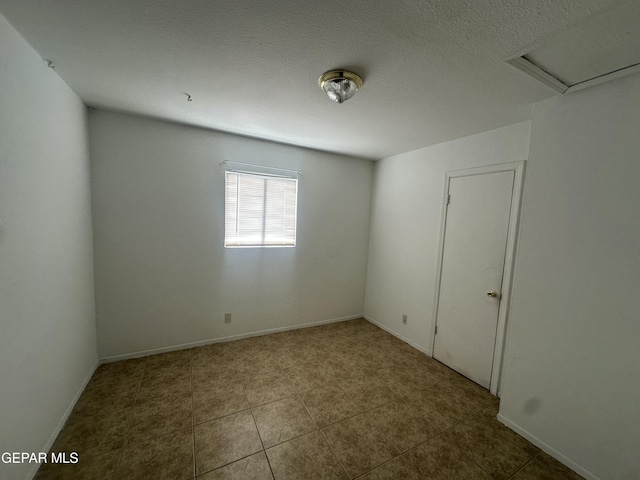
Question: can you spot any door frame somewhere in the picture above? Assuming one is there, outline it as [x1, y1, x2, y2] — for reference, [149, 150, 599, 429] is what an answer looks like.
[430, 161, 526, 395]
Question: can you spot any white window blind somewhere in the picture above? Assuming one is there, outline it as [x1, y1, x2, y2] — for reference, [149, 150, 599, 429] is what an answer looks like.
[224, 171, 298, 247]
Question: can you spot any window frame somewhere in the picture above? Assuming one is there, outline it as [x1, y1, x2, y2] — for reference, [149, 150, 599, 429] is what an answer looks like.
[224, 169, 298, 248]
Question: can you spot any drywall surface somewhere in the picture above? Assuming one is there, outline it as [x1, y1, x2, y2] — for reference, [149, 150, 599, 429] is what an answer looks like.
[499, 74, 640, 480]
[4, 0, 612, 158]
[90, 111, 372, 359]
[363, 121, 531, 351]
[0, 14, 97, 480]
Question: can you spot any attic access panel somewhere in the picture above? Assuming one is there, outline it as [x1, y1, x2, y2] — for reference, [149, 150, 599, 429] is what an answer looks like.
[507, 2, 640, 94]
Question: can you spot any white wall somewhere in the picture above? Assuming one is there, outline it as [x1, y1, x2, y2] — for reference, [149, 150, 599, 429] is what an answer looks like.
[363, 121, 531, 351]
[90, 111, 373, 359]
[0, 14, 97, 480]
[365, 73, 640, 479]
[498, 74, 640, 480]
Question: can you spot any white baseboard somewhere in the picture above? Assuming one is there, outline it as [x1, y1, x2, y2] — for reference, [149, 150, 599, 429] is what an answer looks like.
[363, 315, 430, 356]
[27, 360, 99, 480]
[497, 414, 601, 480]
[100, 314, 363, 363]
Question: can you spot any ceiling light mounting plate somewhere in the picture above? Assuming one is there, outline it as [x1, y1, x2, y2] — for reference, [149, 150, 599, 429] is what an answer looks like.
[318, 70, 363, 104]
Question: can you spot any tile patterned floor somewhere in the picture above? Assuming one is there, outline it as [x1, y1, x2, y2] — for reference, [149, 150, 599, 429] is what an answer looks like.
[35, 318, 584, 479]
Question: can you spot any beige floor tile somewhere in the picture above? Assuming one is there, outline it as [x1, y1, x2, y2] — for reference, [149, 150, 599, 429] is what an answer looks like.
[262, 333, 298, 348]
[404, 379, 485, 428]
[286, 366, 339, 394]
[340, 383, 398, 412]
[300, 384, 362, 428]
[249, 348, 279, 369]
[44, 319, 585, 480]
[69, 393, 135, 430]
[266, 430, 347, 480]
[193, 381, 249, 424]
[401, 388, 464, 431]
[404, 434, 492, 480]
[320, 361, 368, 381]
[252, 395, 318, 448]
[51, 408, 130, 458]
[243, 370, 296, 407]
[226, 335, 267, 351]
[77, 373, 139, 412]
[234, 356, 278, 380]
[198, 451, 273, 480]
[194, 410, 263, 475]
[89, 360, 145, 387]
[380, 366, 445, 394]
[191, 343, 228, 363]
[321, 412, 397, 478]
[269, 350, 304, 370]
[138, 366, 191, 396]
[117, 427, 193, 480]
[192, 362, 241, 386]
[34, 449, 120, 480]
[356, 456, 423, 480]
[445, 409, 539, 479]
[510, 452, 585, 480]
[399, 356, 459, 380]
[473, 409, 539, 455]
[126, 390, 192, 443]
[357, 351, 399, 370]
[337, 369, 387, 390]
[366, 401, 442, 453]
[438, 374, 495, 408]
[283, 361, 322, 376]
[143, 349, 191, 368]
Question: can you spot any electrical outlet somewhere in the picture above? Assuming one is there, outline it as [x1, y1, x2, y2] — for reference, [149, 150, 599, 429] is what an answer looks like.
[224, 313, 232, 323]
[402, 314, 408, 324]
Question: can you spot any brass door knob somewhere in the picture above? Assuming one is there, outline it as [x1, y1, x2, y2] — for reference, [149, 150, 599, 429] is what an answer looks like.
[487, 290, 498, 298]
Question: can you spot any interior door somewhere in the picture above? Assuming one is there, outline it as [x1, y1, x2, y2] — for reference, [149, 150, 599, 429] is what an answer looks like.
[433, 171, 515, 389]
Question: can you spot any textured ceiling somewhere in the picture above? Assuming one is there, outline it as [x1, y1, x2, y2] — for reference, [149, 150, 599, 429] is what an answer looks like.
[525, 1, 640, 86]
[0, 0, 632, 159]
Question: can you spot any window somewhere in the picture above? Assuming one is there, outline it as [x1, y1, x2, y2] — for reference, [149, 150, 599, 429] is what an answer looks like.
[224, 170, 298, 247]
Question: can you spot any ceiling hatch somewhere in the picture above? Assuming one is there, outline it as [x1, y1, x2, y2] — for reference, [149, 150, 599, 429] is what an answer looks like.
[507, 2, 640, 94]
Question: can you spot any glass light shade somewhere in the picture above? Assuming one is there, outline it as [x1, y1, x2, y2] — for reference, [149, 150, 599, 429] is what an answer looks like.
[318, 70, 363, 104]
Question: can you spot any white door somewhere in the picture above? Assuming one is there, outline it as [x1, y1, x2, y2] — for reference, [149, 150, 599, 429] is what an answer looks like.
[433, 171, 515, 389]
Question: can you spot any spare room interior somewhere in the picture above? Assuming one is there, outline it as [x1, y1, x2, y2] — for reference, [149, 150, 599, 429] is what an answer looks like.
[1, 1, 639, 479]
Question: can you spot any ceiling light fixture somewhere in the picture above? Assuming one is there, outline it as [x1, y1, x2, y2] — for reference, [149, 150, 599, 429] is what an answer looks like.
[318, 70, 363, 104]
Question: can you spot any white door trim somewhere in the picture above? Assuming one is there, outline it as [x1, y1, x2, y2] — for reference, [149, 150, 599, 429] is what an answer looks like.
[430, 161, 526, 396]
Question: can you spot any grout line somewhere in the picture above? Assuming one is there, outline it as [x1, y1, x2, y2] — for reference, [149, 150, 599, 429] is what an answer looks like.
[190, 350, 196, 480]
[297, 392, 320, 431]
[189, 389, 302, 428]
[193, 348, 271, 479]
[252, 392, 322, 452]
[191, 406, 253, 427]
[351, 455, 403, 479]
[260, 428, 324, 451]
[78, 321, 553, 480]
[349, 391, 497, 476]
[263, 451, 276, 480]
[456, 446, 495, 479]
[245, 384, 275, 479]
[113, 364, 144, 479]
[506, 452, 541, 480]
[401, 408, 515, 479]
[318, 425, 352, 479]
[196, 450, 267, 478]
